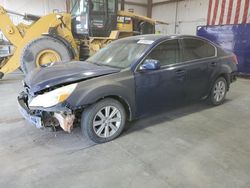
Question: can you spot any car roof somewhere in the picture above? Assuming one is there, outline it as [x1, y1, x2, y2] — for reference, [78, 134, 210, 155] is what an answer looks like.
[119, 34, 209, 43]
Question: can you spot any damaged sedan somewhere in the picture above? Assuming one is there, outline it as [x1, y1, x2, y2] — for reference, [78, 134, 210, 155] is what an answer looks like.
[18, 35, 238, 143]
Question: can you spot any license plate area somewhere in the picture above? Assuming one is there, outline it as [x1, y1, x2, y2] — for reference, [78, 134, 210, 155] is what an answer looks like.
[18, 97, 43, 129]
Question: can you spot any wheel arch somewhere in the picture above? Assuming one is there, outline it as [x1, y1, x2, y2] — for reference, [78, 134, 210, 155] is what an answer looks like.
[209, 72, 230, 92]
[207, 69, 231, 99]
[68, 80, 136, 121]
[79, 94, 133, 121]
[219, 63, 234, 88]
[219, 73, 230, 90]
[100, 95, 133, 121]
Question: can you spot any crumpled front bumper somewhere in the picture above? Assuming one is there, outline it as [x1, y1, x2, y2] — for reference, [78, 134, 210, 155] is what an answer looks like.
[18, 92, 75, 132]
[18, 93, 43, 129]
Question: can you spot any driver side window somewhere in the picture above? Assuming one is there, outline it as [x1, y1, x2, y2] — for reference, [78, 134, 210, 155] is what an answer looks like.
[147, 39, 180, 66]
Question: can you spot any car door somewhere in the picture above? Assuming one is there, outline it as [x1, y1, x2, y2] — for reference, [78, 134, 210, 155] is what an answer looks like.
[134, 39, 185, 117]
[179, 38, 217, 101]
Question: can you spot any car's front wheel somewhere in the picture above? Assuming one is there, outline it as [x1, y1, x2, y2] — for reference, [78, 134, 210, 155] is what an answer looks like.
[209, 77, 228, 106]
[81, 98, 126, 143]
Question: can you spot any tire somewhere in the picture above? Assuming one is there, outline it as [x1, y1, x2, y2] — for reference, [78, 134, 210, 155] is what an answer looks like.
[81, 98, 126, 144]
[209, 77, 228, 106]
[20, 36, 73, 75]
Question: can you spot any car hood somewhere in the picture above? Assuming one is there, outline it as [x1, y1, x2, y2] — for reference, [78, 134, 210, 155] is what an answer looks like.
[25, 61, 120, 94]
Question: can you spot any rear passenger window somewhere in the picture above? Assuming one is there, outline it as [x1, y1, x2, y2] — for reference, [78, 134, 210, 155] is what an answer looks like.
[147, 39, 180, 66]
[181, 38, 216, 62]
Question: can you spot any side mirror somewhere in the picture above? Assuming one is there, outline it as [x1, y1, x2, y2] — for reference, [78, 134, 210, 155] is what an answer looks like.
[139, 59, 161, 71]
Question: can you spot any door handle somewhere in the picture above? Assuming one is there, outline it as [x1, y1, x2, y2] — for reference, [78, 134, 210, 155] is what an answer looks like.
[175, 69, 186, 75]
[210, 62, 217, 67]
[175, 69, 186, 82]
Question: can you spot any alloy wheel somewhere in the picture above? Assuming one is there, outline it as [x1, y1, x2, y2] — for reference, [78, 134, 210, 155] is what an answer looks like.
[93, 106, 122, 138]
[213, 80, 226, 102]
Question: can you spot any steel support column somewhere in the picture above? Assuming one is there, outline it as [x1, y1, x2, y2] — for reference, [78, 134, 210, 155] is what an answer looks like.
[147, 0, 152, 18]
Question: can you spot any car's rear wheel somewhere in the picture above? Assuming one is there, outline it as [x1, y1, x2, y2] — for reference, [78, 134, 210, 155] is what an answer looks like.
[81, 98, 126, 143]
[209, 77, 227, 106]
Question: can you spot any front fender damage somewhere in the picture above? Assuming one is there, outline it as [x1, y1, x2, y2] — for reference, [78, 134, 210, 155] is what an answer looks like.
[18, 91, 77, 133]
[53, 112, 75, 133]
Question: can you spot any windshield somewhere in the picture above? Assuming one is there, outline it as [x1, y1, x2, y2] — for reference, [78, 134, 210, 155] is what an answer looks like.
[87, 40, 150, 69]
[71, 0, 89, 35]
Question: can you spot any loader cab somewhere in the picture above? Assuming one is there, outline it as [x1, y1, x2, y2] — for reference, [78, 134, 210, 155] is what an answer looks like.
[71, 0, 118, 38]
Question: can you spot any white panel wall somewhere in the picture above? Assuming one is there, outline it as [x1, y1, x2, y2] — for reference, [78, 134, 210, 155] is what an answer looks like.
[0, 0, 210, 34]
[124, 4, 147, 16]
[0, 0, 148, 15]
[0, 0, 66, 24]
[0, 0, 66, 15]
[0, 0, 147, 22]
[123, 0, 147, 16]
[153, 0, 209, 35]
[153, 2, 177, 34]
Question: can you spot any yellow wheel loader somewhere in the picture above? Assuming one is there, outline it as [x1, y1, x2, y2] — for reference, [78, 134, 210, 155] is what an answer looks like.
[0, 0, 159, 79]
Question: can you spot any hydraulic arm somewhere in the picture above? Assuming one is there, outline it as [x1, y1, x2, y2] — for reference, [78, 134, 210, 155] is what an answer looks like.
[0, 6, 77, 79]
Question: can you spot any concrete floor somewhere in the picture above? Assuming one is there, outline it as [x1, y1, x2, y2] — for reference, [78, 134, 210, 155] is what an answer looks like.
[0, 72, 250, 188]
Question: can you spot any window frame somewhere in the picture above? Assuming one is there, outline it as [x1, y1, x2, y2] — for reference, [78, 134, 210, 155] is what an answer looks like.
[135, 38, 182, 72]
[107, 0, 117, 13]
[91, 0, 106, 12]
[135, 37, 218, 72]
[179, 37, 218, 63]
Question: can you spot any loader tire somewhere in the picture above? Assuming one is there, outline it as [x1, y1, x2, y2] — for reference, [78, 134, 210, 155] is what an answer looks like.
[21, 36, 73, 75]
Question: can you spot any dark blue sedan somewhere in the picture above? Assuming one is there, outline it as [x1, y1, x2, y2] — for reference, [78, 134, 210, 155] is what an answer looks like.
[18, 35, 238, 143]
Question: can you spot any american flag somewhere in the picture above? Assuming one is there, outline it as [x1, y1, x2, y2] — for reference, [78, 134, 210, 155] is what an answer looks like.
[207, 0, 250, 25]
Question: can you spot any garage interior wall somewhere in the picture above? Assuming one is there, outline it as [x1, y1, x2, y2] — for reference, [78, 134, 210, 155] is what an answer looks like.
[0, 0, 212, 35]
[0, 0, 149, 21]
[0, 0, 149, 15]
[122, 0, 147, 16]
[152, 0, 209, 35]
[0, 0, 66, 24]
[0, 0, 66, 14]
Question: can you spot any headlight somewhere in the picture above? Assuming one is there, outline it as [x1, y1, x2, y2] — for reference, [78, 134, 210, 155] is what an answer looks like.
[29, 83, 78, 108]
